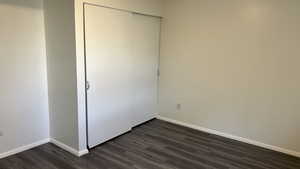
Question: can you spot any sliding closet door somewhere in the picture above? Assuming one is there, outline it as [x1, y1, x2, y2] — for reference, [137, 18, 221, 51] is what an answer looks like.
[131, 14, 161, 126]
[85, 4, 134, 148]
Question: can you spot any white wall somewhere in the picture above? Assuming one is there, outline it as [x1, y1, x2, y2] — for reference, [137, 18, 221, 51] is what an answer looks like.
[160, 0, 300, 153]
[0, 0, 49, 155]
[44, 0, 79, 150]
[74, 0, 164, 151]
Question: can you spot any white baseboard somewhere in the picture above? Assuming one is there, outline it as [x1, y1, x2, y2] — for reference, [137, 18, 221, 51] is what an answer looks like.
[0, 138, 89, 159]
[0, 138, 50, 159]
[50, 139, 89, 157]
[78, 148, 89, 156]
[157, 116, 300, 158]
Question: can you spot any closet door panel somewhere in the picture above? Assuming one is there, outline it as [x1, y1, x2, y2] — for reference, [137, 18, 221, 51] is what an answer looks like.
[85, 4, 134, 148]
[132, 14, 161, 126]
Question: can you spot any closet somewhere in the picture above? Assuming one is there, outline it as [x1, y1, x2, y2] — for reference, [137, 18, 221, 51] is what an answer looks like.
[44, 0, 163, 154]
[84, 4, 161, 148]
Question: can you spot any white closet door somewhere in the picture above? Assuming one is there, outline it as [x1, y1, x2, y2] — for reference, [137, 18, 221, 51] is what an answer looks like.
[85, 4, 134, 148]
[131, 14, 161, 126]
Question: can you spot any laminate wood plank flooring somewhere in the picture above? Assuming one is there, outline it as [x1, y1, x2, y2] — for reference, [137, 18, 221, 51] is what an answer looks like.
[1, 119, 299, 169]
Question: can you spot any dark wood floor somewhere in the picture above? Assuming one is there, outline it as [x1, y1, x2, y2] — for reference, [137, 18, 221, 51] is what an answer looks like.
[1, 119, 299, 169]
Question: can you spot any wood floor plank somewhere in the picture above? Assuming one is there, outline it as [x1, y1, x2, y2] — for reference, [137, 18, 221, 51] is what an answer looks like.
[0, 119, 299, 169]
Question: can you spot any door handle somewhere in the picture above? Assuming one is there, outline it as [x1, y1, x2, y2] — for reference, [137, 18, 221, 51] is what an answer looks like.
[86, 81, 90, 91]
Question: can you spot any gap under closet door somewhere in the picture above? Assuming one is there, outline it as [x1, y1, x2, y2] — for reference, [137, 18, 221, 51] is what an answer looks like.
[131, 14, 161, 126]
[85, 4, 134, 148]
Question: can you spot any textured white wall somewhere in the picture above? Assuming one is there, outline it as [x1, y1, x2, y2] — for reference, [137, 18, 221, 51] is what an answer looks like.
[0, 0, 49, 154]
[44, 0, 79, 150]
[160, 0, 300, 152]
